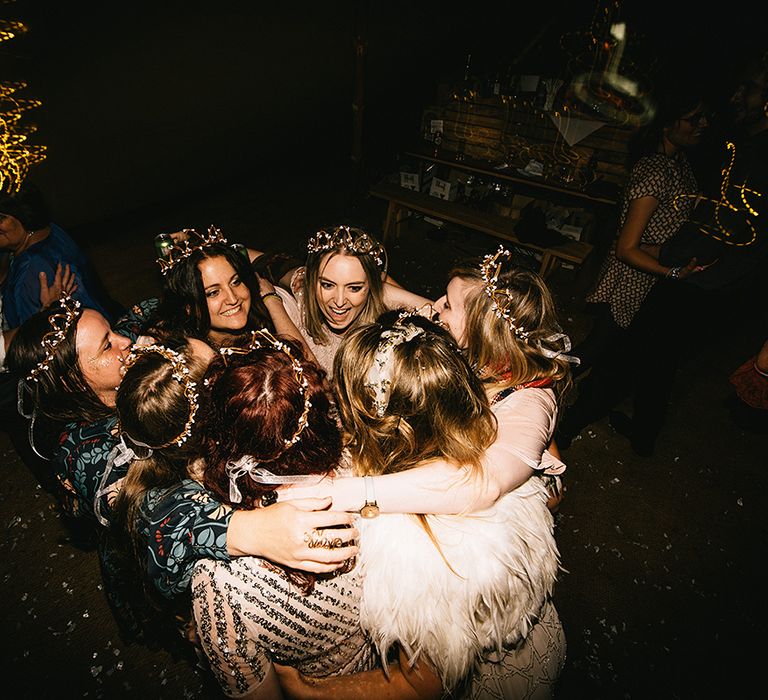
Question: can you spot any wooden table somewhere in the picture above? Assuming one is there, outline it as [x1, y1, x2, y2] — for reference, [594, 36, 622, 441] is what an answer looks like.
[370, 181, 595, 278]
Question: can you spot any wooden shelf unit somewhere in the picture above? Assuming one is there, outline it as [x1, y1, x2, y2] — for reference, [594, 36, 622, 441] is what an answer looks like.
[370, 181, 595, 279]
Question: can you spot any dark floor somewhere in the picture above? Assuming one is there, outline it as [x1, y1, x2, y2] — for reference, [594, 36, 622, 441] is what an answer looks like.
[1, 163, 765, 699]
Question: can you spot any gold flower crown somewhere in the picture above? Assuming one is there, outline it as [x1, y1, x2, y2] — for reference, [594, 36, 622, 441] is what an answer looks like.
[306, 225, 386, 269]
[122, 344, 199, 448]
[480, 246, 531, 340]
[218, 329, 312, 448]
[218, 329, 316, 504]
[156, 225, 228, 276]
[26, 295, 82, 383]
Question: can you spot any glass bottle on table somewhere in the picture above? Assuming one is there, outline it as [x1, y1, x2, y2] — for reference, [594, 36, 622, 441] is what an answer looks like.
[492, 71, 501, 98]
[154, 233, 175, 259]
[455, 53, 474, 102]
[433, 130, 443, 158]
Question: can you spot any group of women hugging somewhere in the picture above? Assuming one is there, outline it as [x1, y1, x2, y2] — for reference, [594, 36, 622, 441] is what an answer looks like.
[6, 217, 578, 699]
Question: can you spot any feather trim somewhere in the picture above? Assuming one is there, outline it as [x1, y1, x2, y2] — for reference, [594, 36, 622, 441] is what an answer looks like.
[358, 478, 559, 691]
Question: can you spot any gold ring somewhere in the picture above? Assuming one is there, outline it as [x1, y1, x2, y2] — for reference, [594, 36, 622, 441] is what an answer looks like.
[303, 531, 348, 549]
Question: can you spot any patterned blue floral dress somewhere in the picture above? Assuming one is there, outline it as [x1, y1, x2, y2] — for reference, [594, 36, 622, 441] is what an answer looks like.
[52, 299, 234, 640]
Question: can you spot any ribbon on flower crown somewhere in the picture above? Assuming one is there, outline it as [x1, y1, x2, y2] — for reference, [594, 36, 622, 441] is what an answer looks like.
[365, 322, 426, 417]
[225, 456, 320, 504]
[93, 435, 153, 527]
[534, 332, 581, 365]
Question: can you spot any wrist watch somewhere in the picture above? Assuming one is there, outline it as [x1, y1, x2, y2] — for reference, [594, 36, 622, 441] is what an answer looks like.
[360, 476, 380, 519]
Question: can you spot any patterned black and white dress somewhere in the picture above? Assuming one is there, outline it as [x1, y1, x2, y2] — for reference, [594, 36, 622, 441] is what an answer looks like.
[587, 152, 698, 328]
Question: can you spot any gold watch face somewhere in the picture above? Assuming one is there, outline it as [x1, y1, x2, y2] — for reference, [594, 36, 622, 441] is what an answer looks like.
[360, 503, 380, 519]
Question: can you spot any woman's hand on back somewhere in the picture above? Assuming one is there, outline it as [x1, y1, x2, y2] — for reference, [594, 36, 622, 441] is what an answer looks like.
[227, 497, 359, 572]
[39, 263, 78, 308]
[256, 273, 276, 297]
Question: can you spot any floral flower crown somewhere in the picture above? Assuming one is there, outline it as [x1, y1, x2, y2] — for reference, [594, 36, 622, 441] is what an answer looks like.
[218, 329, 312, 448]
[218, 329, 315, 503]
[156, 225, 228, 276]
[121, 344, 200, 448]
[26, 295, 82, 383]
[480, 245, 531, 341]
[306, 225, 386, 269]
[480, 246, 580, 365]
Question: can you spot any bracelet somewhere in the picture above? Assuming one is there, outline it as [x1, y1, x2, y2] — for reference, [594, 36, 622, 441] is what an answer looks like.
[261, 291, 282, 303]
[754, 361, 768, 378]
[666, 266, 681, 279]
[360, 475, 380, 519]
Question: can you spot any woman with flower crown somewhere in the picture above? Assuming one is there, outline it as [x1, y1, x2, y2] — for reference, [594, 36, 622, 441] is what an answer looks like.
[277, 312, 564, 699]
[6, 298, 358, 636]
[183, 332, 376, 697]
[283, 246, 572, 519]
[104, 331, 367, 676]
[264, 224, 433, 376]
[153, 225, 311, 358]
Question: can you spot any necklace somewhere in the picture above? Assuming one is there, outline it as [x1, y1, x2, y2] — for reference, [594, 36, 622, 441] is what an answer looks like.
[14, 229, 38, 256]
[491, 377, 553, 405]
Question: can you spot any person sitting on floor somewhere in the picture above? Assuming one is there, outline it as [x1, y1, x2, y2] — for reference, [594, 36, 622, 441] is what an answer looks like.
[0, 182, 123, 329]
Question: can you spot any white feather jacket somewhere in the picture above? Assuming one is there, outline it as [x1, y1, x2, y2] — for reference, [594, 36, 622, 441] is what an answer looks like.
[357, 475, 560, 692]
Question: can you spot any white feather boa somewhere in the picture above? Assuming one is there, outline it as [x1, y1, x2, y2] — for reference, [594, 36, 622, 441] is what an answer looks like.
[357, 476, 560, 691]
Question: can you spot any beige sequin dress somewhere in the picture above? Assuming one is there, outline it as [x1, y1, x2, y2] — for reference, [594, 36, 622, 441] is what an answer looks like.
[191, 557, 375, 697]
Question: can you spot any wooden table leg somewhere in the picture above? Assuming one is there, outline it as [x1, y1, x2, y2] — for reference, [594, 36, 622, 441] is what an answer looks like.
[394, 205, 407, 239]
[538, 253, 559, 279]
[382, 201, 397, 245]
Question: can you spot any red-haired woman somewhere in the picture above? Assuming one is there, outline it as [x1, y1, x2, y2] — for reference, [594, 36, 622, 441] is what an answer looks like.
[190, 334, 374, 698]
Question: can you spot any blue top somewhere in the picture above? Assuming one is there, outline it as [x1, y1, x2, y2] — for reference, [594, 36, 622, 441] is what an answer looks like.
[2, 223, 116, 328]
[56, 417, 232, 599]
[53, 298, 233, 599]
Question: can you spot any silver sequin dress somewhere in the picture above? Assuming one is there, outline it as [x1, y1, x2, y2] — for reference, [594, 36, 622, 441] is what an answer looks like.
[191, 557, 376, 697]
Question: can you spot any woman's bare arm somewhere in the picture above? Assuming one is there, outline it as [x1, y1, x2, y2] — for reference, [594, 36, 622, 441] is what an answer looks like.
[258, 276, 318, 365]
[283, 390, 560, 514]
[274, 648, 442, 700]
[382, 281, 434, 311]
[615, 197, 698, 278]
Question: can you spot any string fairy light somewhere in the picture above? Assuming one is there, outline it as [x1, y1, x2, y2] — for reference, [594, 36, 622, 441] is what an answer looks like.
[674, 141, 762, 247]
[0, 17, 46, 193]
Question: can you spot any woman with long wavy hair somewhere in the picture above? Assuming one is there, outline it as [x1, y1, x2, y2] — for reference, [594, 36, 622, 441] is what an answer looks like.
[265, 224, 432, 376]
[279, 313, 564, 699]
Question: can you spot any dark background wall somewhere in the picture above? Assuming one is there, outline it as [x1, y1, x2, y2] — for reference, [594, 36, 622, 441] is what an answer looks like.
[2, 0, 762, 227]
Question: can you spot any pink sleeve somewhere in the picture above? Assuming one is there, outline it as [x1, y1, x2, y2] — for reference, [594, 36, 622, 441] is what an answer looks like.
[488, 388, 565, 479]
[285, 389, 564, 515]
